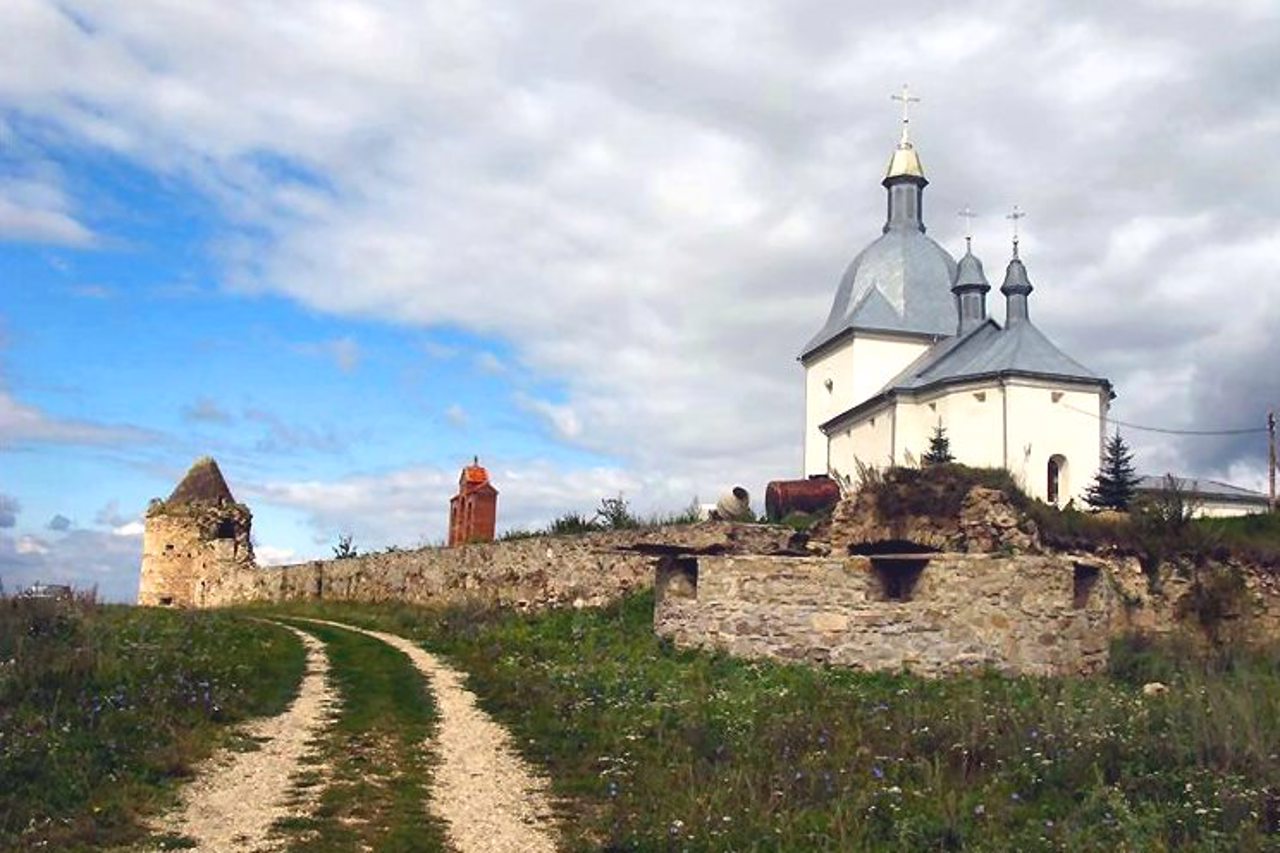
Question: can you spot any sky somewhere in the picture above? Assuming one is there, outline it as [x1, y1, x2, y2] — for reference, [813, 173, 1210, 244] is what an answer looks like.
[2, 0, 1278, 601]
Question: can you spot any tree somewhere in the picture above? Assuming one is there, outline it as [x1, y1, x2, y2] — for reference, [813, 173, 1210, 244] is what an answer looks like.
[922, 421, 954, 466]
[332, 533, 359, 559]
[1086, 431, 1141, 511]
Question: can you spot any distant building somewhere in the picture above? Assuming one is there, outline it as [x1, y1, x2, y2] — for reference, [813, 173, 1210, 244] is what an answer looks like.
[21, 582, 73, 600]
[1135, 475, 1270, 519]
[448, 458, 498, 546]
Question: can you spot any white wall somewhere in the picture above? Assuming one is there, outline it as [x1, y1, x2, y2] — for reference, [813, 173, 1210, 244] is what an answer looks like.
[828, 402, 894, 484]
[825, 375, 1108, 508]
[803, 332, 931, 476]
[892, 383, 1006, 469]
[1004, 380, 1107, 506]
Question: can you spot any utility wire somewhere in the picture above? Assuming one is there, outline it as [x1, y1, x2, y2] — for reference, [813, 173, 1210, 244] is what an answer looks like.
[1061, 402, 1267, 437]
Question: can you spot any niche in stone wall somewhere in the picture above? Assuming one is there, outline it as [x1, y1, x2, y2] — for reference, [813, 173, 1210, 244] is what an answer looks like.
[656, 555, 699, 603]
[213, 519, 238, 540]
[870, 557, 929, 602]
[1073, 563, 1100, 609]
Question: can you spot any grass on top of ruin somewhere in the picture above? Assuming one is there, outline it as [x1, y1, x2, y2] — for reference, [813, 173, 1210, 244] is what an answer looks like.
[0, 592, 307, 852]
[260, 593, 1280, 852]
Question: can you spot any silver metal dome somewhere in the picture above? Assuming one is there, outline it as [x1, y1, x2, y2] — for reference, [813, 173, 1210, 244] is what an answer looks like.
[801, 224, 958, 358]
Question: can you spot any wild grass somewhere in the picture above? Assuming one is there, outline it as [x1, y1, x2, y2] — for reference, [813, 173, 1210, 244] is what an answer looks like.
[270, 620, 448, 853]
[260, 593, 1280, 851]
[0, 592, 306, 852]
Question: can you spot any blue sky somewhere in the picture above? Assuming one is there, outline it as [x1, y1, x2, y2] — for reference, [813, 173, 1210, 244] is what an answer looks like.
[3, 0, 1278, 600]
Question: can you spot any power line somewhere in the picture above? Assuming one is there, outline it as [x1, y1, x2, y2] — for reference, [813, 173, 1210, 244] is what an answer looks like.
[1061, 402, 1268, 437]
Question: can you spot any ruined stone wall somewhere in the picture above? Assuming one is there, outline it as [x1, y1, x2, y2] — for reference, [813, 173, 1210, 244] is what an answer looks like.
[201, 523, 796, 610]
[655, 553, 1121, 676]
[654, 551, 1280, 677]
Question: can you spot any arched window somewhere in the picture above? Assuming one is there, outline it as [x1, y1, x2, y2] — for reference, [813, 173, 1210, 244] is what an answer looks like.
[1047, 455, 1068, 504]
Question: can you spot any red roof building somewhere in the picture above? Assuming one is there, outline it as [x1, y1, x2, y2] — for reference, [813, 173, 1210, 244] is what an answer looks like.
[448, 458, 498, 546]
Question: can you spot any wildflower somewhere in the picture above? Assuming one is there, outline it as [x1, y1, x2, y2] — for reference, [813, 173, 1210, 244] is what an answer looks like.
[974, 804, 985, 816]
[871, 766, 884, 779]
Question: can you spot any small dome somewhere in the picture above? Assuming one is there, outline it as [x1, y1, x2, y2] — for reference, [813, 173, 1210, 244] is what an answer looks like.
[885, 142, 925, 180]
[953, 248, 990, 291]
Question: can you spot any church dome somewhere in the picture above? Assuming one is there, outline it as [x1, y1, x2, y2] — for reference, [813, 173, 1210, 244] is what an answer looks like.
[801, 186, 957, 358]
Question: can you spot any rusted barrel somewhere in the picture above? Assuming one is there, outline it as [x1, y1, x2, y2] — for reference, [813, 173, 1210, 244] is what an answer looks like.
[765, 477, 841, 521]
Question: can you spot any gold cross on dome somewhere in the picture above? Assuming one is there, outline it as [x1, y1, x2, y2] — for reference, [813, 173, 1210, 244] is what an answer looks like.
[890, 84, 920, 143]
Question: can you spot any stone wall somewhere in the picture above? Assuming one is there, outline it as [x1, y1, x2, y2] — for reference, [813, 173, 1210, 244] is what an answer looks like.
[655, 552, 1120, 676]
[201, 522, 796, 610]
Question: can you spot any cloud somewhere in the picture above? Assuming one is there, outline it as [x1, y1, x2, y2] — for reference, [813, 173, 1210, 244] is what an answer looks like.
[244, 407, 350, 455]
[181, 396, 235, 424]
[292, 336, 361, 374]
[0, 389, 157, 448]
[0, 176, 96, 247]
[444, 403, 467, 428]
[473, 352, 506, 375]
[245, 457, 700, 552]
[3, 0, 1278, 499]
[46, 513, 72, 531]
[93, 500, 131, 529]
[0, 494, 18, 528]
[254, 544, 296, 566]
[0, 528, 142, 602]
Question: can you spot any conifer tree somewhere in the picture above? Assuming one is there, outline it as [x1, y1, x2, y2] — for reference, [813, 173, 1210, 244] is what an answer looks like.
[1086, 431, 1141, 511]
[922, 421, 955, 466]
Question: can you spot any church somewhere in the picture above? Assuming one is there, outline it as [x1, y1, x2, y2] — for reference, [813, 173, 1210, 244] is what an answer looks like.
[801, 99, 1111, 507]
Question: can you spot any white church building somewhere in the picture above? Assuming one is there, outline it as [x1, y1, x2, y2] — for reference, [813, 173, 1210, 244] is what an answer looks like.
[801, 112, 1112, 507]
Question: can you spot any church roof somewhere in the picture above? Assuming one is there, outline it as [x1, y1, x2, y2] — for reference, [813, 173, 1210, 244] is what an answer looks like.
[167, 456, 237, 505]
[800, 228, 958, 358]
[885, 317, 1104, 392]
[819, 316, 1110, 433]
[1135, 475, 1269, 504]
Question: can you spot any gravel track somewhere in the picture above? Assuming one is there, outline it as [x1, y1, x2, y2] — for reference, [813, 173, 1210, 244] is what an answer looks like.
[148, 622, 336, 852]
[301, 618, 559, 853]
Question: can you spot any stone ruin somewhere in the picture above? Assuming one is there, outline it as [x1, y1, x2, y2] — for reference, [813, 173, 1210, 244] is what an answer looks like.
[136, 457, 1280, 677]
[654, 471, 1280, 676]
[137, 457, 254, 607]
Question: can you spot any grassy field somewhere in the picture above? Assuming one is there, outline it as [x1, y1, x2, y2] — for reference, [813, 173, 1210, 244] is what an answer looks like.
[0, 593, 307, 852]
[270, 619, 449, 853]
[266, 593, 1280, 852]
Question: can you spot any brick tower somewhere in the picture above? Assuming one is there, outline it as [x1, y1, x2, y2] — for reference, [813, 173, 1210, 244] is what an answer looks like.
[448, 458, 498, 546]
[138, 456, 254, 607]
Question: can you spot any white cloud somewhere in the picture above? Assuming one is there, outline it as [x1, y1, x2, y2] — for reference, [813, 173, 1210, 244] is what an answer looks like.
[255, 544, 297, 566]
[0, 389, 156, 448]
[111, 520, 145, 537]
[444, 403, 468, 427]
[2, 0, 1277, 500]
[15, 535, 49, 555]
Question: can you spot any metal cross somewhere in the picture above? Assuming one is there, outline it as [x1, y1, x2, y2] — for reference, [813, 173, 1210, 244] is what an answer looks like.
[1006, 205, 1026, 256]
[890, 84, 920, 143]
[958, 206, 978, 247]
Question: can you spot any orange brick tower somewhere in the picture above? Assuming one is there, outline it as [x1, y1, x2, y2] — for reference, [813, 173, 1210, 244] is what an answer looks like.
[448, 457, 498, 546]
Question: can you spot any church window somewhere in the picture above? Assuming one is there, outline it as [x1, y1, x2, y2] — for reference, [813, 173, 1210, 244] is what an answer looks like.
[824, 378, 833, 392]
[1051, 391, 1064, 403]
[1047, 455, 1068, 504]
[928, 402, 937, 412]
[973, 391, 986, 402]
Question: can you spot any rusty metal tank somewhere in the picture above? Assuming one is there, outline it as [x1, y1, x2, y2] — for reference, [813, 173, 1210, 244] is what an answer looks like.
[765, 477, 841, 522]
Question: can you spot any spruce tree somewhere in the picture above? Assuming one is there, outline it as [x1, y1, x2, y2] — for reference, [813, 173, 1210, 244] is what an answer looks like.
[1086, 431, 1141, 511]
[922, 421, 955, 466]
